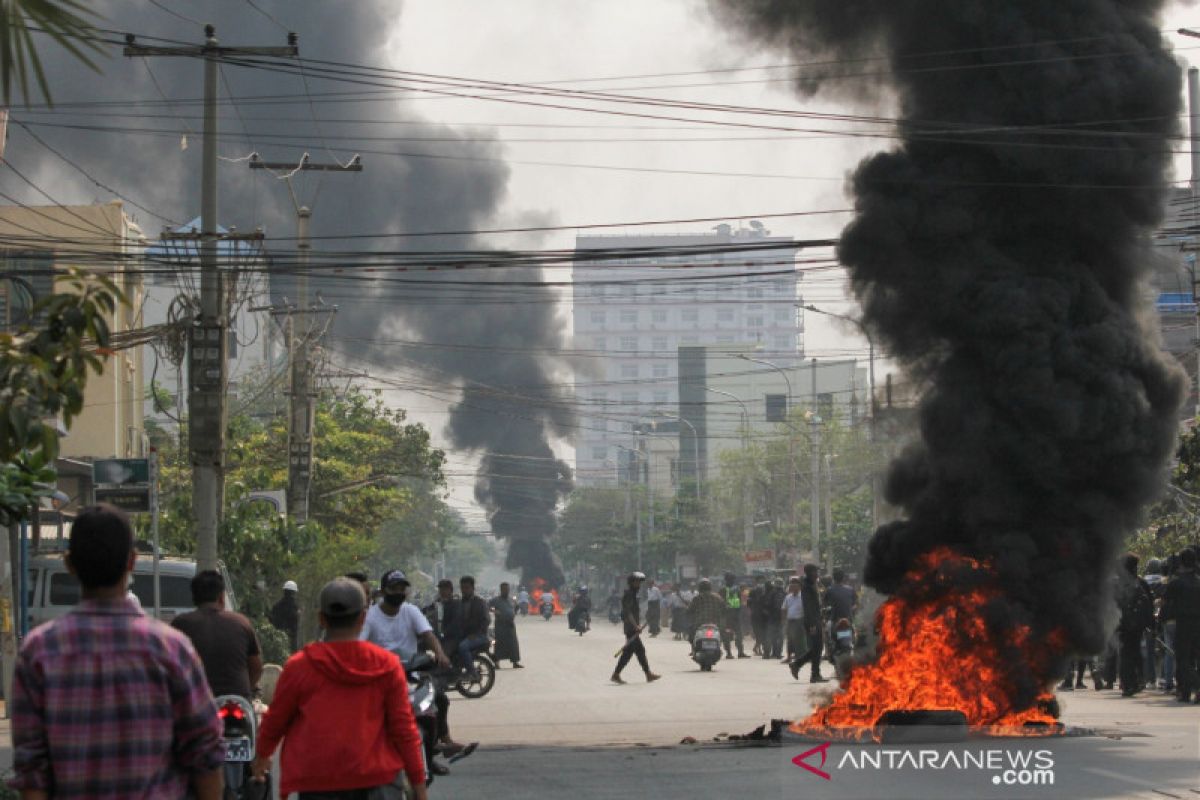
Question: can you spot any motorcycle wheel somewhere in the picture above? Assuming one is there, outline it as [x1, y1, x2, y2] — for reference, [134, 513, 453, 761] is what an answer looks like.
[455, 653, 497, 698]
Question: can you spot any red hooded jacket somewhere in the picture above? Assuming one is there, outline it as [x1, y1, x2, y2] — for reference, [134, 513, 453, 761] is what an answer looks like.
[256, 640, 424, 794]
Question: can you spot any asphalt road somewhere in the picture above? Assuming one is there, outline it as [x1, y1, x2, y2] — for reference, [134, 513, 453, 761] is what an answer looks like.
[438, 616, 1200, 799]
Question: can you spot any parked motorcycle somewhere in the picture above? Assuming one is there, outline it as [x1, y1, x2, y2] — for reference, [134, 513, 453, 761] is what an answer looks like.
[691, 623, 723, 672]
[214, 694, 270, 799]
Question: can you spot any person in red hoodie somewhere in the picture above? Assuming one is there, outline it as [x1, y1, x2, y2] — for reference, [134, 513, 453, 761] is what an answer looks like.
[251, 577, 427, 799]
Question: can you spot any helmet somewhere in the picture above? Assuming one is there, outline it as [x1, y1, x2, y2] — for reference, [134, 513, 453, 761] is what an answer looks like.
[282, 580, 298, 592]
[629, 571, 646, 582]
[579, 586, 589, 593]
[698, 578, 712, 592]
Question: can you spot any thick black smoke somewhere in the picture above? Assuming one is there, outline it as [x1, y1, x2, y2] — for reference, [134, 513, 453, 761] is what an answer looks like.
[713, 1, 1185, 682]
[24, 2, 573, 582]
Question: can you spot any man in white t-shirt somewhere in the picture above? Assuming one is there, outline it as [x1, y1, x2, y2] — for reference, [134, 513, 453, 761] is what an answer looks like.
[361, 569, 463, 775]
[781, 577, 807, 664]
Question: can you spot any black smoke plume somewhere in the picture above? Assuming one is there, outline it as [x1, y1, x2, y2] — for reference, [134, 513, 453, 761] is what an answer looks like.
[712, 0, 1185, 686]
[25, 2, 573, 583]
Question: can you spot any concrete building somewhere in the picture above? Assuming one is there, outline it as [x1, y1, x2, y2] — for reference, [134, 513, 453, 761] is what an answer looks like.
[0, 201, 147, 460]
[677, 345, 868, 485]
[572, 223, 805, 487]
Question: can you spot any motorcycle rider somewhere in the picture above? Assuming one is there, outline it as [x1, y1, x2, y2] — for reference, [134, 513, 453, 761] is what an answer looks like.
[687, 578, 725, 637]
[457, 576, 491, 679]
[722, 572, 749, 659]
[569, 586, 592, 633]
[269, 580, 300, 653]
[517, 585, 531, 616]
[171, 569, 263, 701]
[360, 569, 461, 775]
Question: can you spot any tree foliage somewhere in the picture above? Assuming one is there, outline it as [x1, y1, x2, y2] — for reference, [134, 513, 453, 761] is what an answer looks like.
[0, 269, 122, 525]
[0, 0, 102, 106]
[1132, 423, 1200, 560]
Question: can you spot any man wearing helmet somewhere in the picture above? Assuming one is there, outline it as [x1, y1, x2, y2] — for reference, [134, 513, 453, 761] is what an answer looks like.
[611, 572, 661, 685]
[270, 580, 300, 652]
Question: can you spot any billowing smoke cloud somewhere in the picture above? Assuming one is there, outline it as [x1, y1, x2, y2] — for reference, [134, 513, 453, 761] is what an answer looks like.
[711, 1, 1185, 665]
[24, 2, 573, 582]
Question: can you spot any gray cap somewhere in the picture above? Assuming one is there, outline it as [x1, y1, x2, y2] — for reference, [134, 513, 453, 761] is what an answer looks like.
[319, 578, 366, 618]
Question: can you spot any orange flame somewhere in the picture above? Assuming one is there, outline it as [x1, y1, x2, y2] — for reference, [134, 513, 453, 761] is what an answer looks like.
[529, 578, 564, 614]
[796, 548, 1062, 739]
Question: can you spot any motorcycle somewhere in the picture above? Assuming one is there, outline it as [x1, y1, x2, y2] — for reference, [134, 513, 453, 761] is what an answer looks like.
[399, 652, 440, 796]
[691, 623, 723, 672]
[540, 599, 554, 620]
[453, 650, 497, 699]
[568, 605, 591, 635]
[214, 694, 270, 799]
[607, 605, 621, 625]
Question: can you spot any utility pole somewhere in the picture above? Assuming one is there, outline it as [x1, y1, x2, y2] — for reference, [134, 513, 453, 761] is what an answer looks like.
[126, 26, 298, 569]
[810, 358, 821, 569]
[249, 154, 362, 524]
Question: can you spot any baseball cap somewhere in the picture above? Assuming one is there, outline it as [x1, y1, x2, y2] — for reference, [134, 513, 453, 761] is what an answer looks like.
[380, 569, 408, 589]
[319, 578, 365, 618]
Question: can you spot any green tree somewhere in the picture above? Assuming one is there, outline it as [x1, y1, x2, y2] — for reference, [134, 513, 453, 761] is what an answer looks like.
[1133, 423, 1200, 560]
[1, 0, 102, 105]
[0, 270, 122, 524]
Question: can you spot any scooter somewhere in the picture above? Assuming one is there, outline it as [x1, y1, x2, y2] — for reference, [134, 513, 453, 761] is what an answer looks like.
[607, 605, 621, 625]
[569, 607, 591, 635]
[692, 623, 723, 672]
[540, 598, 554, 620]
[214, 694, 270, 799]
[401, 652, 440, 794]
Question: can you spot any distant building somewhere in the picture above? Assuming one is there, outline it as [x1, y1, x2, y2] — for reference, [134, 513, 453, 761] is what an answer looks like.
[572, 224, 805, 487]
[677, 345, 867, 485]
[0, 201, 147, 460]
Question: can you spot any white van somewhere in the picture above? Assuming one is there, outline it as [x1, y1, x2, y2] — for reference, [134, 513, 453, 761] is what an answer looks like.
[25, 553, 237, 630]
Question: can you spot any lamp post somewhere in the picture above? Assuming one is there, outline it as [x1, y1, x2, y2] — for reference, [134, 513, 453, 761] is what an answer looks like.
[650, 410, 701, 503]
[615, 443, 644, 572]
[705, 387, 752, 547]
[737, 353, 799, 555]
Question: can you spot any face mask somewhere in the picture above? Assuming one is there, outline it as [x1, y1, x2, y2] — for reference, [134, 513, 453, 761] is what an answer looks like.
[383, 592, 405, 607]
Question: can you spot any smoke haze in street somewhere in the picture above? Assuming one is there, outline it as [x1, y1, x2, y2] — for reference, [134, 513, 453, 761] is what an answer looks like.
[712, 0, 1186, 693]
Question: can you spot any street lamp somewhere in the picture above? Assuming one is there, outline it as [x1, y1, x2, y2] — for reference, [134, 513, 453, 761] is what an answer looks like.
[706, 387, 752, 547]
[649, 410, 701, 503]
[736, 352, 800, 555]
[614, 443, 644, 571]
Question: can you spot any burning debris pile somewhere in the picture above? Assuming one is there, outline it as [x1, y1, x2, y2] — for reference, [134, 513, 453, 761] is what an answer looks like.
[713, 0, 1187, 732]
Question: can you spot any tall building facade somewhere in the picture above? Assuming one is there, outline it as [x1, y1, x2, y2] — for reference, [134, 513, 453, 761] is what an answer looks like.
[571, 224, 803, 487]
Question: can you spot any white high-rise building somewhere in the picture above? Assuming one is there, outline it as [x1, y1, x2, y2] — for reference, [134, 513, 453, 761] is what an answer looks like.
[571, 224, 803, 487]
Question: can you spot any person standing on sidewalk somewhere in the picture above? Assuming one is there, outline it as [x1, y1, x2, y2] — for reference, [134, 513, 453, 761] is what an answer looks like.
[9, 504, 225, 798]
[790, 564, 829, 683]
[612, 572, 662, 685]
[253, 578, 427, 799]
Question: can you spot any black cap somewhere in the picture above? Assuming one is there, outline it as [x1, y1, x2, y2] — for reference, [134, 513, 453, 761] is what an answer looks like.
[380, 569, 408, 589]
[320, 578, 366, 618]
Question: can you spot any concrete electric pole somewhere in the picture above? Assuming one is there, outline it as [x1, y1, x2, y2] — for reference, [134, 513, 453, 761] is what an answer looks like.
[248, 155, 362, 524]
[125, 26, 298, 569]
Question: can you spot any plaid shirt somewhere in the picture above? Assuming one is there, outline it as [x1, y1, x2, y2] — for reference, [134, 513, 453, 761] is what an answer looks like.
[9, 597, 224, 797]
[688, 591, 726, 627]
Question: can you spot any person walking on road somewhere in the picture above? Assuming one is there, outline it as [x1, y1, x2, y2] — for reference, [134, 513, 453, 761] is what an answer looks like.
[782, 576, 807, 663]
[270, 580, 301, 653]
[489, 582, 523, 668]
[646, 579, 663, 637]
[253, 578, 428, 800]
[612, 572, 662, 685]
[790, 564, 829, 683]
[9, 504, 225, 798]
[722, 572, 749, 658]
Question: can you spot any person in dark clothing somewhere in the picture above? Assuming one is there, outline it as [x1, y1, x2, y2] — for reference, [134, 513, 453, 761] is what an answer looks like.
[269, 580, 300, 652]
[790, 564, 828, 683]
[172, 570, 263, 701]
[762, 579, 785, 660]
[748, 575, 768, 655]
[427, 579, 463, 650]
[722, 572, 748, 659]
[823, 570, 857, 632]
[1115, 553, 1155, 697]
[457, 576, 491, 678]
[1161, 548, 1200, 702]
[687, 579, 725, 628]
[488, 582, 522, 668]
[612, 572, 661, 685]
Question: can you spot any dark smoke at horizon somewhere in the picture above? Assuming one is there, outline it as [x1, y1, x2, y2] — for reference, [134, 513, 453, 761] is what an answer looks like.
[712, 0, 1186, 697]
[24, 2, 573, 582]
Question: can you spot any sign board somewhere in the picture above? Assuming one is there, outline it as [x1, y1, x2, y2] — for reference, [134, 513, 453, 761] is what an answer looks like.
[92, 458, 150, 486]
[94, 485, 152, 513]
[743, 549, 775, 573]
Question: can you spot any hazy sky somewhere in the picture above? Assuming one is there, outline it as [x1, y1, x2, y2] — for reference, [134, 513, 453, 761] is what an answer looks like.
[21, 1, 1200, 528]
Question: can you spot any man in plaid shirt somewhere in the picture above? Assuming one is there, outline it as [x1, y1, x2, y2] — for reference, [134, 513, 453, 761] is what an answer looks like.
[9, 504, 225, 798]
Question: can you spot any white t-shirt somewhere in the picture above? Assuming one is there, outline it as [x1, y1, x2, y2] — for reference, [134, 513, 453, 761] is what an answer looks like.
[782, 592, 805, 620]
[359, 601, 432, 659]
[646, 586, 662, 603]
